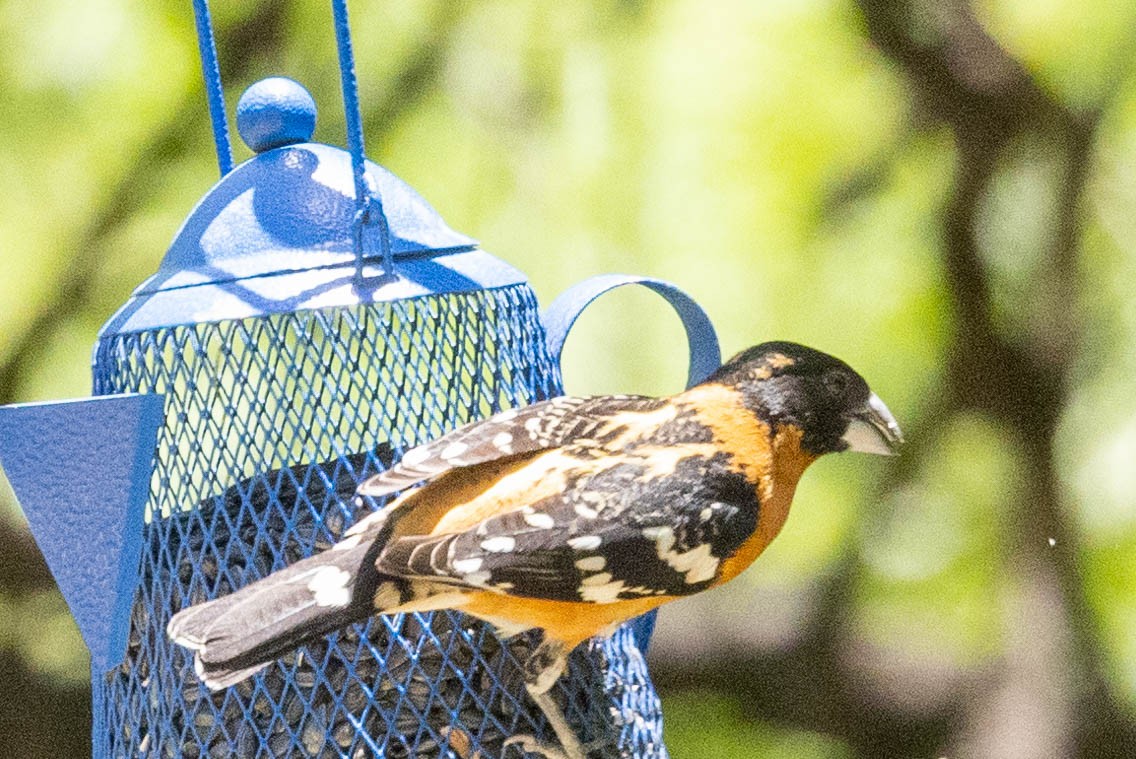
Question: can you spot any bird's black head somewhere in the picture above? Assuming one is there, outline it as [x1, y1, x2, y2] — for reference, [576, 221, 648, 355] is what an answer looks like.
[709, 341, 903, 457]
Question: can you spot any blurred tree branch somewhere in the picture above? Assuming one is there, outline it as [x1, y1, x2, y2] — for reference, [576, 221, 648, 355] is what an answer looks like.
[0, 519, 89, 757]
[659, 2, 1136, 758]
[361, 1, 463, 152]
[857, 1, 1135, 756]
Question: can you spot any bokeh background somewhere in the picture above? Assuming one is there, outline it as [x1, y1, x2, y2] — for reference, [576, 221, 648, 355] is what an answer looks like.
[2, 1, 1135, 757]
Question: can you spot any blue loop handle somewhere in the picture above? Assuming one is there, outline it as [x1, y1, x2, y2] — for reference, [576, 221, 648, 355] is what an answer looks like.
[543, 274, 722, 390]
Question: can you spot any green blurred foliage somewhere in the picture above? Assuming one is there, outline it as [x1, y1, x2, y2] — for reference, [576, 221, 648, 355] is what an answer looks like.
[664, 691, 854, 759]
[1, 0, 1135, 757]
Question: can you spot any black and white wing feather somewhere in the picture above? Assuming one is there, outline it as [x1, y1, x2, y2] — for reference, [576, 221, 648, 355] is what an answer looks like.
[374, 451, 760, 602]
[358, 395, 666, 497]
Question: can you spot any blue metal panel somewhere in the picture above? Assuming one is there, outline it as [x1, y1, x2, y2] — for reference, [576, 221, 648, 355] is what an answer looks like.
[0, 394, 165, 673]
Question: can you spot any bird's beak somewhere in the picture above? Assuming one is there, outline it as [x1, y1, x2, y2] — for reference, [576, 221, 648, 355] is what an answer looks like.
[841, 392, 904, 456]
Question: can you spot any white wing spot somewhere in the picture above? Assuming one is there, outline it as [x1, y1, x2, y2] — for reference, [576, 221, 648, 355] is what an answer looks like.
[480, 536, 516, 553]
[307, 566, 353, 607]
[699, 507, 713, 522]
[332, 533, 364, 551]
[581, 571, 613, 586]
[464, 570, 492, 586]
[400, 446, 432, 467]
[574, 556, 606, 571]
[523, 512, 556, 529]
[643, 526, 719, 584]
[579, 574, 625, 603]
[670, 543, 719, 584]
[452, 557, 483, 574]
[495, 408, 519, 422]
[574, 503, 599, 519]
[568, 535, 602, 551]
[524, 417, 543, 436]
[441, 441, 469, 460]
[492, 432, 514, 452]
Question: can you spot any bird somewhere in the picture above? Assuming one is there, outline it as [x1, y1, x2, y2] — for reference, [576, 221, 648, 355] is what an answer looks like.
[167, 340, 903, 759]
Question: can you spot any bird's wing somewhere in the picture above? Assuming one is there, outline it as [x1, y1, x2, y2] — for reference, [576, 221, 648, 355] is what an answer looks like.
[357, 394, 667, 497]
[374, 448, 761, 602]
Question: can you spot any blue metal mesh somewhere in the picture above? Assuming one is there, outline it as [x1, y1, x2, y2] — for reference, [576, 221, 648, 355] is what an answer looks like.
[90, 284, 667, 758]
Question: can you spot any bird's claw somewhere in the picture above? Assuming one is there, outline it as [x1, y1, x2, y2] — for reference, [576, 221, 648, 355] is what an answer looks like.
[503, 734, 571, 759]
[503, 734, 609, 759]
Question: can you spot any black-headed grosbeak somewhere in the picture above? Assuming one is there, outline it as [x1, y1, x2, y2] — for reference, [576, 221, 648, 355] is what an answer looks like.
[168, 341, 902, 759]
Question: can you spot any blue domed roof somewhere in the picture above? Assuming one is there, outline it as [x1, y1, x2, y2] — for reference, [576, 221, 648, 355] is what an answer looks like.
[101, 142, 526, 335]
[148, 142, 478, 291]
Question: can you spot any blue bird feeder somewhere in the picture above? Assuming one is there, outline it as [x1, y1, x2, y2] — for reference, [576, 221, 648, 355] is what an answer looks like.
[0, 3, 720, 757]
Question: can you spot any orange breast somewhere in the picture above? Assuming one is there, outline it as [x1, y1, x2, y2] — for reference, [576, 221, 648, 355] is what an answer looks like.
[457, 592, 673, 648]
[717, 424, 815, 582]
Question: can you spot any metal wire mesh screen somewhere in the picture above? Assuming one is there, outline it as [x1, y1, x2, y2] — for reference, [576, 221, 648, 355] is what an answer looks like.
[90, 283, 667, 758]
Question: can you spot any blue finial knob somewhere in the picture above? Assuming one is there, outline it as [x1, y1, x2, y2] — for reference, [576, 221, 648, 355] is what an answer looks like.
[236, 77, 317, 153]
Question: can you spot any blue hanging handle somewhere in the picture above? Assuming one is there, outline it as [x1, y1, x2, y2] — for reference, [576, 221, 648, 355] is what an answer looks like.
[190, 0, 392, 277]
[542, 274, 721, 652]
[331, 0, 395, 282]
[543, 274, 722, 390]
[191, 0, 233, 176]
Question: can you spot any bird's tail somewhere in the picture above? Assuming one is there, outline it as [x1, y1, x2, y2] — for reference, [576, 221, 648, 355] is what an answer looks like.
[167, 537, 390, 690]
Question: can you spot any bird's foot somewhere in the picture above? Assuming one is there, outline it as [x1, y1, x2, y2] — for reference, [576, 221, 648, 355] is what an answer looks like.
[504, 734, 608, 759]
[503, 734, 571, 759]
